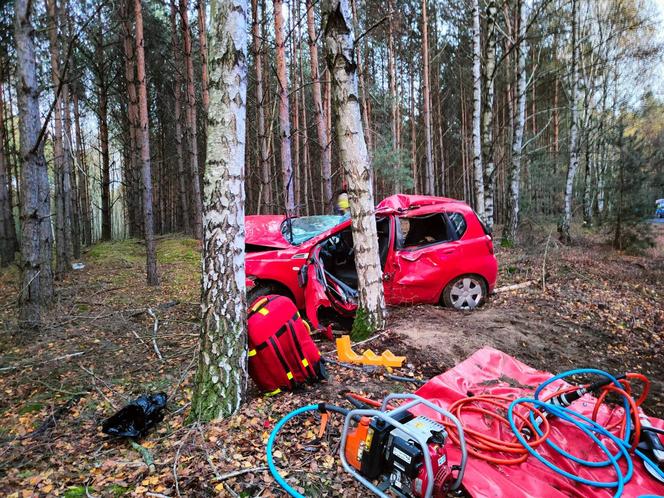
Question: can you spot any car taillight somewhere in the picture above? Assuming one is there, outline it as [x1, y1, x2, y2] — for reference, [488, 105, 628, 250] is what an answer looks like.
[486, 239, 494, 255]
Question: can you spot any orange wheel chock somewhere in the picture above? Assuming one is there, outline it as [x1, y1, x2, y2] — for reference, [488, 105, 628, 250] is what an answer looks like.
[335, 335, 405, 368]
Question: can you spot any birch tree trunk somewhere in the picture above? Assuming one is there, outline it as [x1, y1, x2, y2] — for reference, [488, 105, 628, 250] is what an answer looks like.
[324, 0, 386, 334]
[471, 0, 484, 219]
[503, 0, 527, 245]
[0, 81, 17, 266]
[134, 0, 159, 286]
[170, 0, 191, 233]
[273, 0, 295, 216]
[191, 0, 248, 421]
[559, 0, 579, 244]
[421, 0, 435, 195]
[180, 0, 204, 239]
[46, 0, 73, 275]
[15, 0, 54, 326]
[306, 0, 332, 210]
[252, 0, 271, 212]
[482, 0, 497, 230]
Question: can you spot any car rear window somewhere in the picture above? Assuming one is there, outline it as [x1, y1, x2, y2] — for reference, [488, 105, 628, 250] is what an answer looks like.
[448, 212, 467, 238]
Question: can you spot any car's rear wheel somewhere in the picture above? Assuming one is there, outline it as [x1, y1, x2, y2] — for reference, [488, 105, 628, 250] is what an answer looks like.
[247, 282, 291, 306]
[442, 275, 487, 310]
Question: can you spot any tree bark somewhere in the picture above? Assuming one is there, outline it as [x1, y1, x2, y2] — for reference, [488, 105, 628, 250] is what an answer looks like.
[170, 0, 191, 234]
[72, 92, 92, 246]
[15, 0, 54, 326]
[471, 0, 484, 219]
[46, 0, 73, 274]
[559, 0, 579, 244]
[503, 0, 527, 246]
[421, 0, 434, 195]
[191, 0, 249, 421]
[273, 0, 295, 216]
[252, 0, 271, 212]
[197, 1, 210, 115]
[0, 84, 17, 266]
[324, 0, 386, 333]
[482, 0, 497, 231]
[306, 0, 332, 211]
[135, 0, 159, 286]
[180, 0, 204, 239]
[387, 0, 399, 191]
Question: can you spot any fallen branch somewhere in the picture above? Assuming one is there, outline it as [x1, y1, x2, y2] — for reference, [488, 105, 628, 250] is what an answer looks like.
[494, 280, 537, 293]
[147, 308, 163, 361]
[213, 466, 269, 482]
[130, 440, 155, 473]
[0, 351, 84, 372]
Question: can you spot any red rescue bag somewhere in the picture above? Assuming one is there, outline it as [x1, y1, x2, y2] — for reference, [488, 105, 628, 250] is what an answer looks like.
[247, 295, 326, 394]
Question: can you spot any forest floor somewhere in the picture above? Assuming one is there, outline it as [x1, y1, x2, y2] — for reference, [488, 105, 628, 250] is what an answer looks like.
[0, 223, 663, 497]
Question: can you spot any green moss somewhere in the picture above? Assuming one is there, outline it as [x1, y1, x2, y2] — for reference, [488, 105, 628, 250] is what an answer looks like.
[157, 237, 200, 266]
[18, 402, 44, 415]
[107, 484, 133, 496]
[500, 238, 514, 248]
[350, 307, 374, 342]
[86, 239, 144, 265]
[64, 486, 87, 498]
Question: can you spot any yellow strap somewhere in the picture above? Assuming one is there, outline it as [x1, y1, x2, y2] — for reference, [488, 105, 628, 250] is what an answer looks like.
[301, 358, 309, 368]
[286, 371, 293, 380]
[251, 298, 268, 312]
[248, 349, 257, 357]
[258, 308, 269, 316]
[303, 320, 311, 334]
[265, 388, 282, 397]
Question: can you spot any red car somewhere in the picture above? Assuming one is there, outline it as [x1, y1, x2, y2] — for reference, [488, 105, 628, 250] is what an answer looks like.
[245, 194, 498, 329]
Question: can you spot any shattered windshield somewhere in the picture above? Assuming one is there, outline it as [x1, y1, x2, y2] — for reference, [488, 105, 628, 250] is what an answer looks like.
[282, 215, 346, 245]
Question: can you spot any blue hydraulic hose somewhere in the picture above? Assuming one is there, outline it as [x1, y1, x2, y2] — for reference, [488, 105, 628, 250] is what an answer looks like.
[267, 404, 319, 498]
[506, 368, 664, 498]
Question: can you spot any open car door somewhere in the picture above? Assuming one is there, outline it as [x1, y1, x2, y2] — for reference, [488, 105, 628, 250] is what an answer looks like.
[299, 245, 357, 330]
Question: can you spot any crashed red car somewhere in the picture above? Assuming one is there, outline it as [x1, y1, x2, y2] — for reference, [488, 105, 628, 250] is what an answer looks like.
[245, 194, 498, 329]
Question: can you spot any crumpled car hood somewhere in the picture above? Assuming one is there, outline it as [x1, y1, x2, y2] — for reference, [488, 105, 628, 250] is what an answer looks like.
[246, 215, 290, 249]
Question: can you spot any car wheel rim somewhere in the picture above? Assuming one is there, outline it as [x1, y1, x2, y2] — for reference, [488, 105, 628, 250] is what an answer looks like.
[450, 277, 483, 310]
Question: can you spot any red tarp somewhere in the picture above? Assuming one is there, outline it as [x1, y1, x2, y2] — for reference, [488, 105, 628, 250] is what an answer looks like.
[412, 348, 664, 498]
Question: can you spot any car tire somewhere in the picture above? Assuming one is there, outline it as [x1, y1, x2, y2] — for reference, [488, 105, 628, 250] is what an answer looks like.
[441, 275, 487, 311]
[247, 283, 280, 307]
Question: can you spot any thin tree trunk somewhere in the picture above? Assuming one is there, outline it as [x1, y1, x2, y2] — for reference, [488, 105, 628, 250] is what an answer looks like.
[559, 0, 579, 244]
[273, 0, 295, 216]
[197, 1, 210, 114]
[191, 0, 249, 422]
[387, 0, 399, 191]
[421, 0, 434, 195]
[170, 0, 191, 233]
[252, 0, 271, 213]
[503, 0, 527, 245]
[410, 67, 417, 193]
[72, 92, 92, 246]
[471, 0, 484, 218]
[291, 0, 301, 213]
[135, 0, 159, 286]
[46, 0, 72, 274]
[15, 0, 54, 326]
[324, 0, 386, 333]
[482, 0, 497, 230]
[180, 0, 204, 239]
[0, 84, 17, 265]
[306, 0, 332, 211]
[95, 15, 112, 242]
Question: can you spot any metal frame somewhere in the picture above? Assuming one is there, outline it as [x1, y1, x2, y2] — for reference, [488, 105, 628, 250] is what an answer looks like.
[339, 394, 467, 498]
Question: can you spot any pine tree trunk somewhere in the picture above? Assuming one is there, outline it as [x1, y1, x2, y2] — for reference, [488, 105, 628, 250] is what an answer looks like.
[180, 0, 204, 239]
[252, 0, 271, 213]
[273, 0, 295, 216]
[170, 0, 191, 234]
[421, 0, 434, 195]
[15, 0, 54, 326]
[503, 0, 527, 246]
[46, 0, 73, 274]
[191, 0, 249, 422]
[72, 92, 92, 246]
[482, 0, 497, 231]
[291, 1, 301, 213]
[559, 0, 579, 244]
[95, 16, 112, 242]
[197, 1, 210, 115]
[0, 81, 17, 266]
[471, 0, 484, 219]
[324, 0, 386, 334]
[135, 0, 159, 286]
[306, 0, 332, 210]
[410, 67, 417, 193]
[387, 0, 399, 191]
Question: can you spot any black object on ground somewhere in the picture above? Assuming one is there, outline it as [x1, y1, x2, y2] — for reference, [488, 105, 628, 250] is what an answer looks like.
[102, 392, 167, 438]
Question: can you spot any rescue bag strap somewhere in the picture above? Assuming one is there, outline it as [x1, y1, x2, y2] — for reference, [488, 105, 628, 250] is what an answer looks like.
[269, 336, 296, 389]
[286, 320, 317, 378]
[247, 295, 279, 318]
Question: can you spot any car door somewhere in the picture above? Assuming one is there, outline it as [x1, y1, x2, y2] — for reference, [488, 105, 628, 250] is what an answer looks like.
[383, 212, 463, 305]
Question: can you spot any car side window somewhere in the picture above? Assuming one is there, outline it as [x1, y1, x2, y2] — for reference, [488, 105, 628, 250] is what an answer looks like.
[448, 212, 467, 239]
[397, 214, 452, 249]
